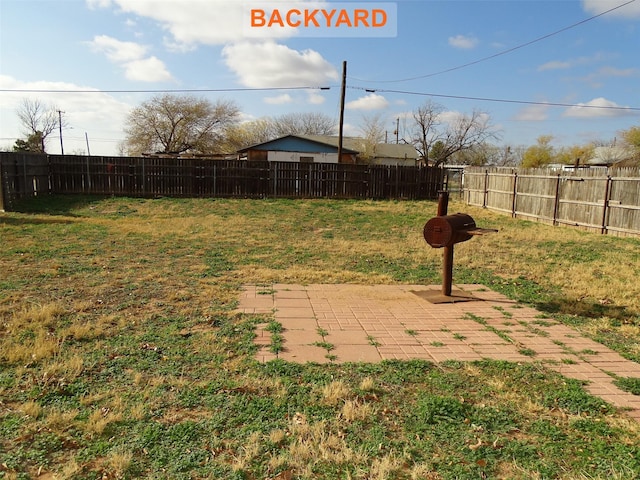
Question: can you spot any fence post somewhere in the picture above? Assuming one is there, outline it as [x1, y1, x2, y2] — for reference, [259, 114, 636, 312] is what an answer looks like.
[22, 153, 28, 198]
[140, 157, 146, 196]
[482, 169, 489, 207]
[0, 158, 4, 212]
[85, 155, 91, 192]
[552, 174, 561, 226]
[601, 175, 612, 235]
[511, 170, 518, 218]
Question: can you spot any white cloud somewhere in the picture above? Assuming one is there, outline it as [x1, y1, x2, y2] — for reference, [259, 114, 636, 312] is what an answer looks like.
[578, 66, 640, 88]
[86, 0, 113, 9]
[597, 66, 639, 77]
[86, 35, 173, 83]
[85, 1, 336, 90]
[537, 60, 572, 71]
[124, 57, 173, 82]
[513, 104, 550, 121]
[87, 0, 304, 48]
[448, 34, 478, 49]
[563, 97, 635, 118]
[264, 94, 294, 105]
[307, 92, 326, 105]
[582, 0, 640, 18]
[0, 75, 132, 155]
[346, 93, 389, 111]
[87, 35, 148, 62]
[222, 41, 338, 88]
[537, 52, 610, 72]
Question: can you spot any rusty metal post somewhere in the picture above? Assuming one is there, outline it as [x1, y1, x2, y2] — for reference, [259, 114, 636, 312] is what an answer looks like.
[437, 191, 449, 216]
[442, 245, 454, 296]
[436, 191, 453, 296]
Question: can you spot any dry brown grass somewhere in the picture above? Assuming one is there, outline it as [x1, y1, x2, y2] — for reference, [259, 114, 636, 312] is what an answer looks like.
[86, 407, 123, 436]
[43, 407, 79, 433]
[455, 201, 640, 314]
[105, 448, 133, 478]
[359, 376, 376, 392]
[2, 197, 639, 479]
[18, 401, 42, 419]
[320, 380, 352, 407]
[340, 399, 375, 423]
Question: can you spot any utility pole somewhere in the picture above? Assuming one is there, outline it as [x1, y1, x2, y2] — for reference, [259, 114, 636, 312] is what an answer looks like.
[337, 60, 346, 162]
[85, 132, 91, 156]
[58, 110, 64, 155]
[396, 118, 400, 144]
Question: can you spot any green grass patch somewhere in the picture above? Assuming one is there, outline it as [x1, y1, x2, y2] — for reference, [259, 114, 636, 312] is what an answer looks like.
[614, 377, 640, 395]
[1, 195, 640, 479]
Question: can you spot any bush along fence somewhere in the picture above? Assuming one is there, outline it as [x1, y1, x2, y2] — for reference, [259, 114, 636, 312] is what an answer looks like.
[0, 153, 445, 210]
[465, 166, 640, 237]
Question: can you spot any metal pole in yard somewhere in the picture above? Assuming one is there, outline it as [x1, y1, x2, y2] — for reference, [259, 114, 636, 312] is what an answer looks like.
[337, 61, 346, 163]
[58, 110, 65, 155]
[0, 158, 4, 212]
[601, 176, 612, 235]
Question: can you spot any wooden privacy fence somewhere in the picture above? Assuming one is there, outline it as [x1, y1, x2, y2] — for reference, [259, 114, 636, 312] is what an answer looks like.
[465, 167, 640, 237]
[0, 153, 444, 210]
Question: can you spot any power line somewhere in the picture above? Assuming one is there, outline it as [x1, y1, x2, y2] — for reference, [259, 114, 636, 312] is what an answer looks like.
[350, 0, 637, 84]
[350, 86, 640, 112]
[0, 86, 334, 94]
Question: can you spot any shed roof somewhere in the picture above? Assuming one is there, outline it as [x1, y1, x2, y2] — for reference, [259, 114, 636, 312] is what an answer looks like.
[237, 135, 359, 154]
[237, 134, 419, 159]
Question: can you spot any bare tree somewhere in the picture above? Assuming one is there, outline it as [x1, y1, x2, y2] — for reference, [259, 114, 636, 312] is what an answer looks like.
[411, 100, 443, 160]
[15, 98, 64, 153]
[357, 113, 386, 160]
[218, 118, 275, 154]
[123, 94, 240, 155]
[271, 112, 336, 137]
[218, 112, 337, 154]
[411, 100, 500, 166]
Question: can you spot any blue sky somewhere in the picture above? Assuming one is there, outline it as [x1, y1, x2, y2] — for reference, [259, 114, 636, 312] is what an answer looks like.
[1, 0, 639, 156]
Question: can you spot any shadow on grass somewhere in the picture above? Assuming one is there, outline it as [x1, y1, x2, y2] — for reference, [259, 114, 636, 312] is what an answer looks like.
[459, 267, 639, 324]
[537, 297, 639, 325]
[8, 194, 110, 216]
[0, 215, 76, 226]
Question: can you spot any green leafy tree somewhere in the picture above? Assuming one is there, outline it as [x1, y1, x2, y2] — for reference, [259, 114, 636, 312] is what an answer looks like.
[554, 144, 595, 166]
[13, 131, 45, 153]
[429, 140, 448, 165]
[619, 125, 640, 149]
[521, 135, 554, 168]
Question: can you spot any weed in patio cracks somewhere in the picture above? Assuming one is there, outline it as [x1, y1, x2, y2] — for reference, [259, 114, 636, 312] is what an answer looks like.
[367, 335, 380, 347]
[266, 321, 284, 355]
[313, 326, 335, 361]
[464, 313, 514, 344]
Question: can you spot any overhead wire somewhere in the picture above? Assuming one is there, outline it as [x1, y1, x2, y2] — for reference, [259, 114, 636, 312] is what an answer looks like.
[0, 2, 637, 114]
[348, 86, 640, 112]
[0, 86, 334, 94]
[349, 0, 637, 84]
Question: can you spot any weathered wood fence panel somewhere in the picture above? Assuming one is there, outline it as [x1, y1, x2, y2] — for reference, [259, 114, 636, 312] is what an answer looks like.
[0, 153, 445, 209]
[0, 153, 50, 210]
[465, 167, 640, 237]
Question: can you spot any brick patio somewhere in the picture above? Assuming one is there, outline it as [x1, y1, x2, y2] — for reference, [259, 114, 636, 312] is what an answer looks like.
[236, 283, 640, 421]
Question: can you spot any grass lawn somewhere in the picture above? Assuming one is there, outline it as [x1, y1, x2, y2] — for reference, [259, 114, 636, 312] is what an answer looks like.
[1, 195, 639, 479]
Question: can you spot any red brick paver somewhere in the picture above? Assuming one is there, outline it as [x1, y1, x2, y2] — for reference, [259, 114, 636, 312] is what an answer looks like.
[236, 284, 640, 420]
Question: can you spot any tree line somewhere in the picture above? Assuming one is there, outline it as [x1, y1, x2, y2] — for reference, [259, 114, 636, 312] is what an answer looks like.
[10, 94, 640, 167]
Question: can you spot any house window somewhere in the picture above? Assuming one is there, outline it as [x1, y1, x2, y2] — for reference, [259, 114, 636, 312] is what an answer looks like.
[300, 156, 314, 163]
